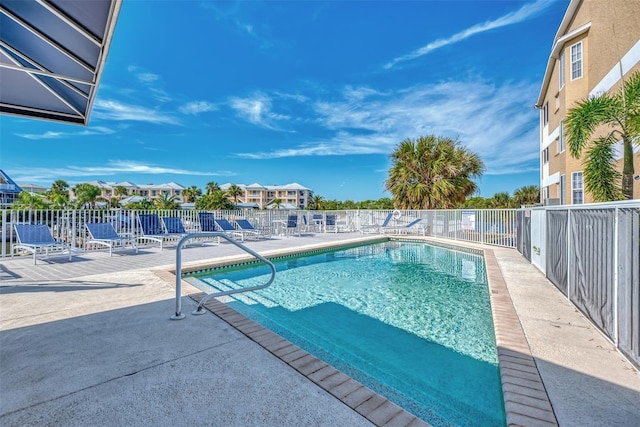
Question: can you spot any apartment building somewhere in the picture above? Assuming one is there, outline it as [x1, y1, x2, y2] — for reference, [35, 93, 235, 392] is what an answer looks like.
[536, 0, 640, 205]
[75, 181, 187, 203]
[0, 170, 22, 208]
[219, 182, 312, 209]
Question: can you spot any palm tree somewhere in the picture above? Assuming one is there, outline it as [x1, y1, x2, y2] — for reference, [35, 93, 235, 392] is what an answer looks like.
[385, 135, 485, 209]
[271, 198, 282, 209]
[490, 192, 512, 208]
[73, 183, 102, 208]
[227, 184, 243, 206]
[565, 70, 640, 201]
[47, 179, 69, 208]
[182, 185, 202, 203]
[12, 191, 49, 209]
[114, 185, 129, 199]
[154, 193, 180, 210]
[310, 194, 325, 210]
[513, 185, 540, 207]
[195, 190, 234, 210]
[205, 181, 220, 195]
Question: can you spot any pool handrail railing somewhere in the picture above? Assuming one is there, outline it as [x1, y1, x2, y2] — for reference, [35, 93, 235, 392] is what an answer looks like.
[171, 232, 276, 320]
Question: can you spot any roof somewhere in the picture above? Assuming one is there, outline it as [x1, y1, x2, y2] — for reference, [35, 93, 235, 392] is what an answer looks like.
[0, 0, 122, 125]
[0, 169, 22, 194]
[535, 0, 582, 107]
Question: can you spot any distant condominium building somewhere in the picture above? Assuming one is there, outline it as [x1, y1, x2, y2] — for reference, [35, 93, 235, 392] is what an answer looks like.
[536, 0, 640, 205]
[74, 180, 187, 203]
[219, 182, 312, 209]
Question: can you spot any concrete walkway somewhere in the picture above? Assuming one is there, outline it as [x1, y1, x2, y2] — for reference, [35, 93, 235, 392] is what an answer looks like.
[1, 233, 638, 426]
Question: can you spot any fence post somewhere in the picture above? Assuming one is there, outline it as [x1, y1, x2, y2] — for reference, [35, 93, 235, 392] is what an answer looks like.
[613, 207, 619, 346]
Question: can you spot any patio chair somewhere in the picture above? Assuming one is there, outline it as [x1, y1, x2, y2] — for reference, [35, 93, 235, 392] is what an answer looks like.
[325, 214, 338, 233]
[213, 218, 245, 241]
[12, 224, 77, 265]
[360, 213, 393, 234]
[137, 214, 182, 250]
[286, 214, 301, 237]
[86, 222, 138, 256]
[235, 218, 272, 240]
[382, 218, 423, 235]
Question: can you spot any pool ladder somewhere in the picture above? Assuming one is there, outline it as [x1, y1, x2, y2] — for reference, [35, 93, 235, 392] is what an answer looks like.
[171, 232, 276, 320]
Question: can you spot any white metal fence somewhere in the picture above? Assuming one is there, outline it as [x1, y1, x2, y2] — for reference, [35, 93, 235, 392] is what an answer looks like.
[0, 208, 518, 258]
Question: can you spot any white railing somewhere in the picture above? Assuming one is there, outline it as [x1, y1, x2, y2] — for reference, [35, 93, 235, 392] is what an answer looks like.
[0, 208, 517, 259]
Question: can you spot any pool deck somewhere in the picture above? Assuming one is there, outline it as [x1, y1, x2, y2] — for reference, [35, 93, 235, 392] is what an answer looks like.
[1, 232, 638, 426]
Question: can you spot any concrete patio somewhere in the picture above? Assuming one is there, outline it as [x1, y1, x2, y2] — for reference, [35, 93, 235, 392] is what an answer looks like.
[1, 232, 638, 426]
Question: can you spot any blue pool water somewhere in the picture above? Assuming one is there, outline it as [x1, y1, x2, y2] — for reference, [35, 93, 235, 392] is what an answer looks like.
[187, 241, 505, 426]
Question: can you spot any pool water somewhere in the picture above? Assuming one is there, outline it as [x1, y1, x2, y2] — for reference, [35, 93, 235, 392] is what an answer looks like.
[187, 241, 505, 426]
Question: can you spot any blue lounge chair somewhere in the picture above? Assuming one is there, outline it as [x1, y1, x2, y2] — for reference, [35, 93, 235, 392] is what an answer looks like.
[360, 213, 393, 234]
[86, 222, 138, 256]
[286, 215, 300, 237]
[382, 217, 423, 235]
[12, 224, 77, 264]
[213, 218, 245, 241]
[198, 212, 217, 232]
[137, 214, 182, 250]
[235, 218, 271, 240]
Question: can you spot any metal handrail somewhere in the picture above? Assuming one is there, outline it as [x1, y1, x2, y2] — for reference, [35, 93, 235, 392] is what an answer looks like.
[171, 232, 276, 320]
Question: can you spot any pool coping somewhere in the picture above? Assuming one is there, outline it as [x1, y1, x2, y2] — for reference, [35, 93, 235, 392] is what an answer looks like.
[155, 236, 558, 427]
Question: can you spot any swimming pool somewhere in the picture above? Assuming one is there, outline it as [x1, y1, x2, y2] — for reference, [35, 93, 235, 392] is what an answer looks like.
[186, 241, 505, 426]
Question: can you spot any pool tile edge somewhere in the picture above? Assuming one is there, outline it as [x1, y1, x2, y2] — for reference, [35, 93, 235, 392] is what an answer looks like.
[186, 294, 430, 427]
[483, 249, 559, 427]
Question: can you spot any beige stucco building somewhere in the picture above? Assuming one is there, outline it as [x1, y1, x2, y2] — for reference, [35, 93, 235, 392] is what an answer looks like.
[536, 0, 640, 204]
[219, 182, 312, 209]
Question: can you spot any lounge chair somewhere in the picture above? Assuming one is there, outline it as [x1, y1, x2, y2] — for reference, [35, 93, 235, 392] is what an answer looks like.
[235, 218, 271, 240]
[382, 217, 423, 235]
[137, 214, 182, 250]
[213, 218, 245, 241]
[12, 224, 77, 264]
[198, 212, 217, 232]
[360, 213, 393, 234]
[286, 215, 300, 237]
[325, 214, 338, 233]
[86, 222, 138, 256]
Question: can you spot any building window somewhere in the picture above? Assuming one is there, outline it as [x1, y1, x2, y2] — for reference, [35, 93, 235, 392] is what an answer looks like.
[542, 147, 549, 164]
[559, 51, 565, 88]
[543, 102, 549, 125]
[572, 172, 584, 204]
[558, 120, 565, 153]
[570, 42, 582, 80]
[559, 174, 566, 205]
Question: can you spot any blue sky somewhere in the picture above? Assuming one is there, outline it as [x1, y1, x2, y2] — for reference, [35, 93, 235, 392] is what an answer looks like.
[0, 0, 569, 201]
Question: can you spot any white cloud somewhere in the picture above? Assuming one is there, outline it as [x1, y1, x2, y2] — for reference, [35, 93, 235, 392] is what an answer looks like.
[235, 79, 541, 175]
[92, 99, 180, 125]
[179, 101, 218, 115]
[16, 127, 116, 140]
[10, 161, 236, 184]
[384, 0, 554, 69]
[229, 93, 290, 129]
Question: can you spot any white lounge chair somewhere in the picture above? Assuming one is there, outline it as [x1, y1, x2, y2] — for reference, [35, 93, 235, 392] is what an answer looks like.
[86, 222, 138, 256]
[360, 213, 393, 234]
[12, 224, 77, 264]
[235, 218, 271, 240]
[382, 218, 423, 235]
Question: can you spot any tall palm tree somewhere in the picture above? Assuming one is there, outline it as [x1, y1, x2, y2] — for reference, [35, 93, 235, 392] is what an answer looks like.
[205, 181, 220, 195]
[565, 70, 640, 201]
[227, 184, 243, 206]
[182, 185, 202, 203]
[385, 135, 485, 209]
[490, 192, 512, 208]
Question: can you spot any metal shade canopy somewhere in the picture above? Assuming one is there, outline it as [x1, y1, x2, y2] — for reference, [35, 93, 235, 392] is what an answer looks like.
[0, 0, 121, 125]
